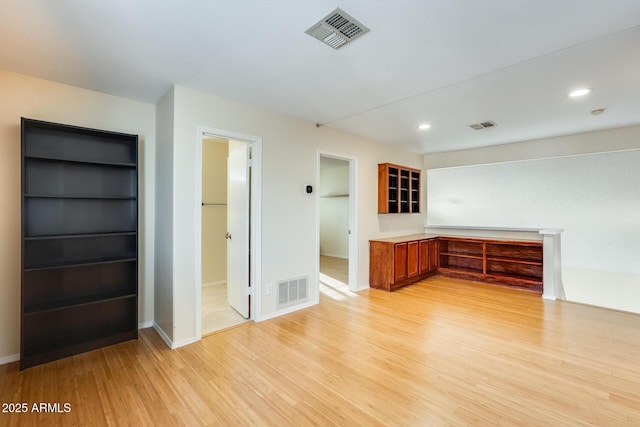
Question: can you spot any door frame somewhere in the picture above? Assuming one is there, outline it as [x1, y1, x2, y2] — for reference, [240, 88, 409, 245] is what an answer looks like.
[194, 126, 263, 340]
[317, 151, 358, 291]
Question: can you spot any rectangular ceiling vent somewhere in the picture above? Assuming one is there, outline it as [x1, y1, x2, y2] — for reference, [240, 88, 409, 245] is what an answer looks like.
[469, 121, 497, 130]
[305, 8, 370, 49]
[278, 276, 308, 307]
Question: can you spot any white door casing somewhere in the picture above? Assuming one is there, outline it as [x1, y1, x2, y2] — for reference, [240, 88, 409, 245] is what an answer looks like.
[195, 126, 262, 341]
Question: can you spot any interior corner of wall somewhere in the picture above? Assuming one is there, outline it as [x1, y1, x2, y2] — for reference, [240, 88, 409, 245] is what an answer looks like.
[152, 322, 173, 349]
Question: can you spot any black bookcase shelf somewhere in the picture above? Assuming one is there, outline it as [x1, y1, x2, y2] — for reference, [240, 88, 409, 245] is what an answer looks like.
[25, 231, 137, 241]
[25, 154, 136, 168]
[24, 292, 137, 316]
[24, 257, 138, 272]
[26, 195, 137, 200]
[20, 118, 138, 370]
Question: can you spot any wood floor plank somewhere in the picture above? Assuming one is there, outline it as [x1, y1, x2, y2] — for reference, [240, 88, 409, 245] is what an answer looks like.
[1, 276, 640, 426]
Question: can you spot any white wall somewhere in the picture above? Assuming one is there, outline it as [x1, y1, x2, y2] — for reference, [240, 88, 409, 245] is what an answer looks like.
[156, 85, 424, 347]
[317, 128, 426, 292]
[424, 125, 640, 314]
[154, 88, 174, 342]
[0, 69, 156, 362]
[319, 158, 349, 258]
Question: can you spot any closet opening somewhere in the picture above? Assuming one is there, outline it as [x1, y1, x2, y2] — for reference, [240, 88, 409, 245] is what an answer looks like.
[199, 134, 252, 335]
[318, 153, 358, 299]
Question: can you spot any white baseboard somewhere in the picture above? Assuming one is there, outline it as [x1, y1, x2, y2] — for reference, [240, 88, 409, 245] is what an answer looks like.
[258, 299, 318, 322]
[0, 353, 20, 366]
[320, 253, 348, 259]
[138, 321, 153, 329]
[171, 337, 199, 349]
[153, 322, 173, 348]
[152, 322, 199, 349]
[203, 280, 226, 288]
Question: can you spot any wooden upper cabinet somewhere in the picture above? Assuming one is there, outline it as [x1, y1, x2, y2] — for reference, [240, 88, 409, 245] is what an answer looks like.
[378, 163, 421, 214]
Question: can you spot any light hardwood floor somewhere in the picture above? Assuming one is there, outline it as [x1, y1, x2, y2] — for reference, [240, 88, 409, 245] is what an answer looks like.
[320, 255, 348, 286]
[1, 276, 639, 426]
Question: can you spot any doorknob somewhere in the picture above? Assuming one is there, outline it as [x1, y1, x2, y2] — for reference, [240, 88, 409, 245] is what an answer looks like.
[225, 232, 232, 240]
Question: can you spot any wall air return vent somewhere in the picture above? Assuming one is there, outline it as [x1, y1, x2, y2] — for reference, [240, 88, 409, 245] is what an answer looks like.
[278, 276, 308, 307]
[305, 8, 370, 49]
[469, 121, 497, 130]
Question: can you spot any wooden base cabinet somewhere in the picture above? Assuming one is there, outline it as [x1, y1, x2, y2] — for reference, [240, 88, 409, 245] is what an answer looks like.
[438, 237, 543, 292]
[370, 235, 438, 291]
[370, 235, 542, 292]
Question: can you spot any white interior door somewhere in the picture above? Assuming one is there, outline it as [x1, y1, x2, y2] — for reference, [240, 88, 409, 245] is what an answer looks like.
[227, 140, 250, 318]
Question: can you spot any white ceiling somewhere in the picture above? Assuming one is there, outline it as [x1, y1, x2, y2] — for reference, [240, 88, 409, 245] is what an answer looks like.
[1, 1, 639, 154]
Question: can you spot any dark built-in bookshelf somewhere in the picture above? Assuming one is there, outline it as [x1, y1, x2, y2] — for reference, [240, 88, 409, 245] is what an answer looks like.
[20, 118, 138, 369]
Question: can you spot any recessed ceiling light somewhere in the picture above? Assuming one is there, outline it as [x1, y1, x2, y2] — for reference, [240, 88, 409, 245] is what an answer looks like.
[568, 88, 592, 98]
[418, 123, 431, 130]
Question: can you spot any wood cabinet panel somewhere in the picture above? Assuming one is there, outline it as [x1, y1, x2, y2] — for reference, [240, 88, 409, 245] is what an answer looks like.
[369, 241, 394, 291]
[394, 243, 408, 281]
[407, 241, 419, 278]
[429, 239, 438, 272]
[419, 238, 438, 274]
[419, 240, 429, 274]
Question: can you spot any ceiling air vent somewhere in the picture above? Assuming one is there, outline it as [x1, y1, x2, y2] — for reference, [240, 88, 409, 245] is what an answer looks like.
[469, 121, 497, 130]
[305, 8, 370, 49]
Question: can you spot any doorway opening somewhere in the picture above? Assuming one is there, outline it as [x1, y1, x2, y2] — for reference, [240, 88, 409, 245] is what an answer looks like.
[199, 135, 248, 335]
[195, 128, 262, 338]
[318, 153, 358, 299]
